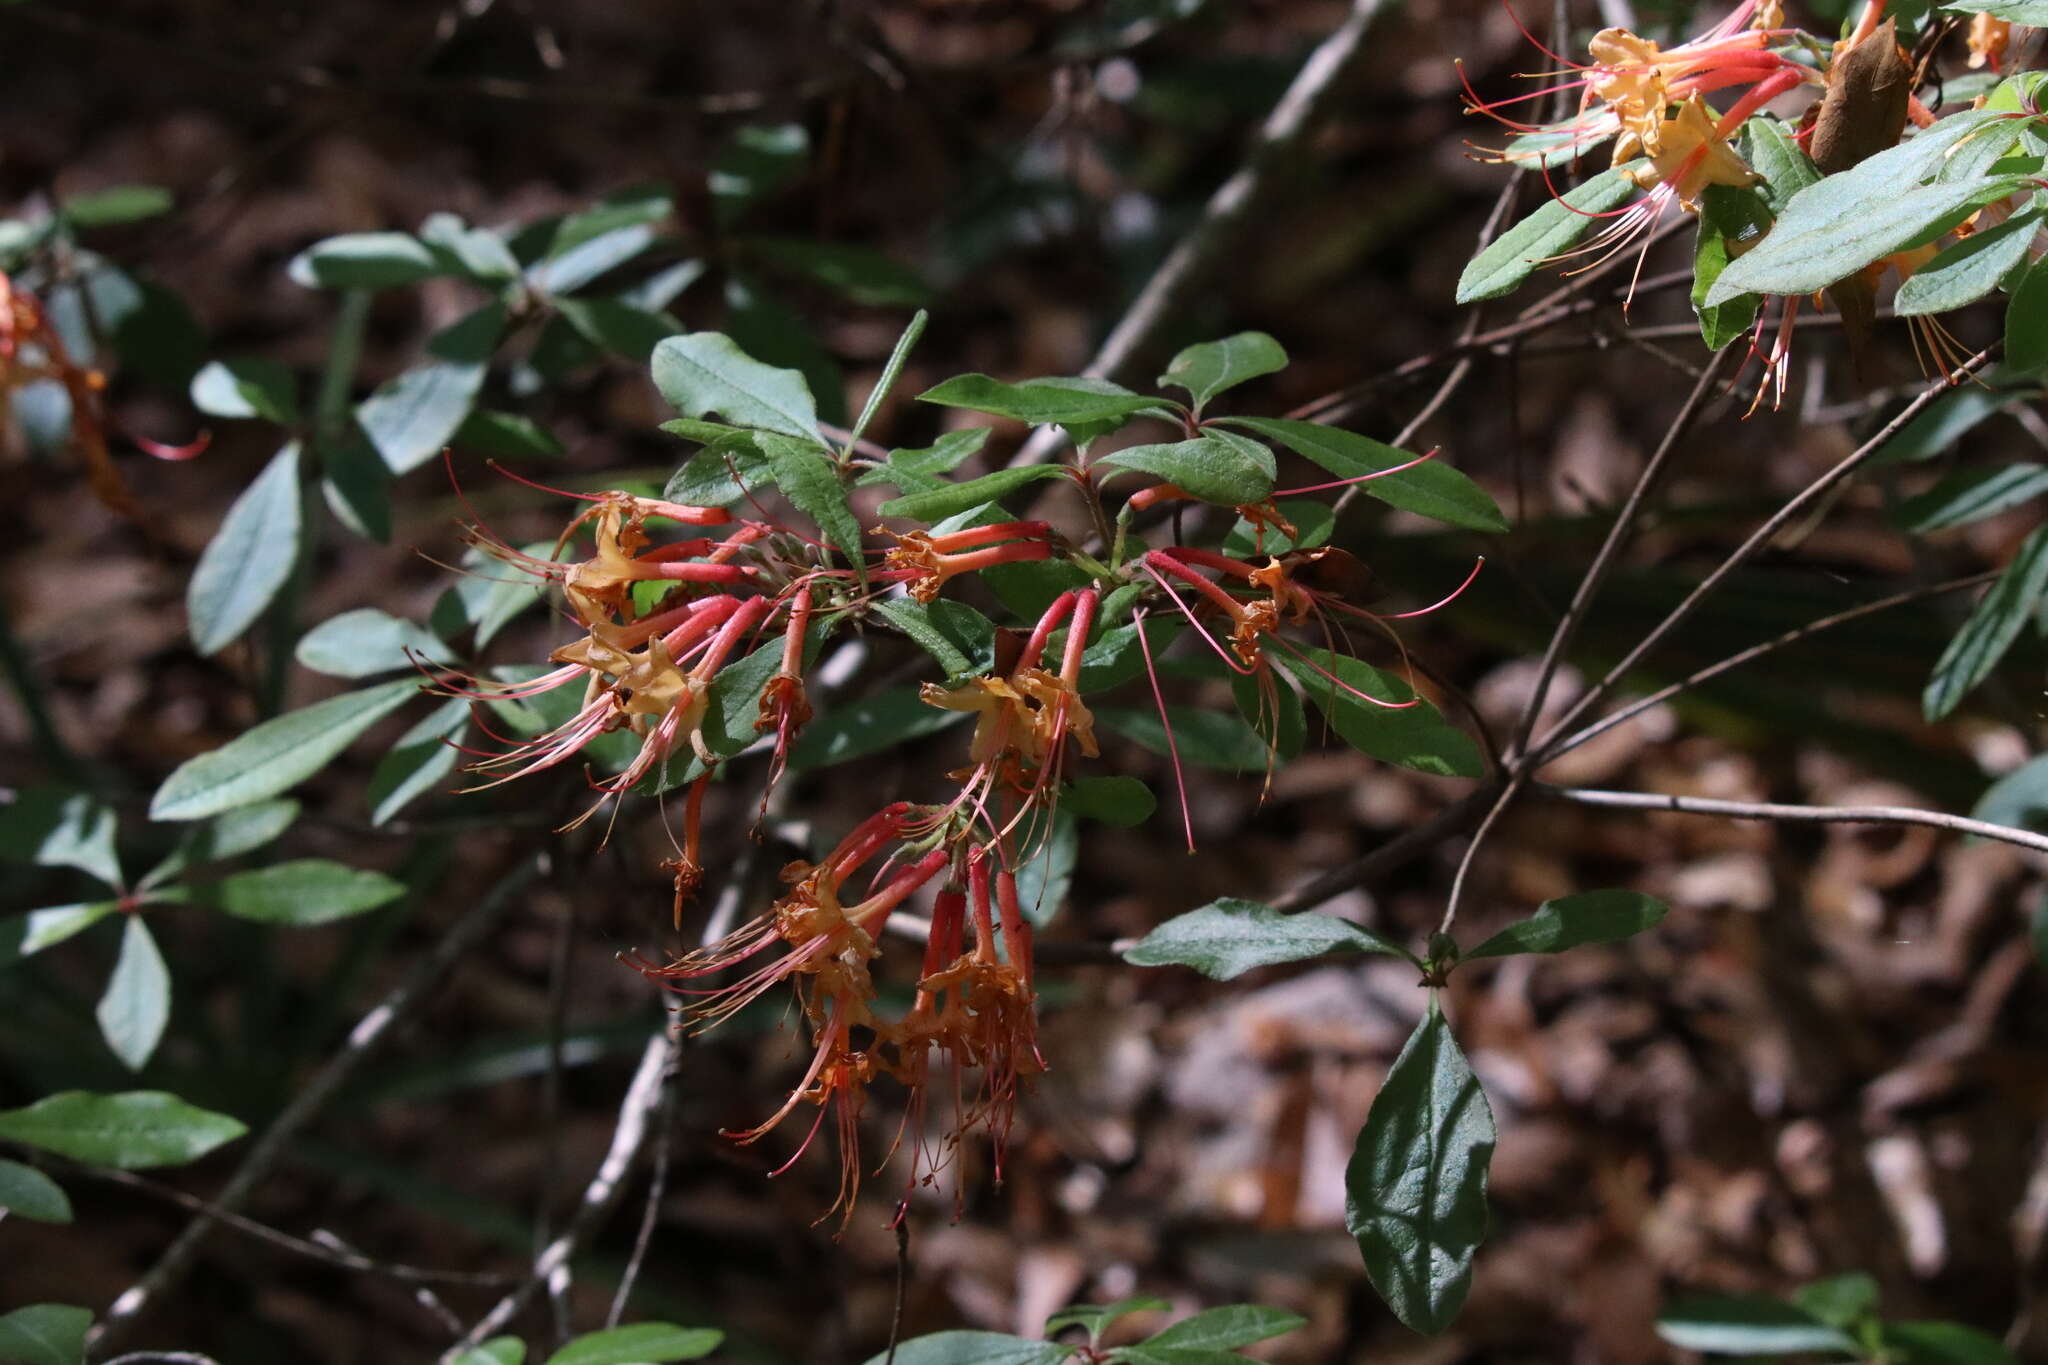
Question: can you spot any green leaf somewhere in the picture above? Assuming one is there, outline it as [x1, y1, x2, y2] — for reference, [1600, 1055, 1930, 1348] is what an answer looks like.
[1942, 0, 2048, 20]
[0, 1158, 71, 1223]
[0, 903, 122, 963]
[790, 687, 965, 769]
[918, 374, 1171, 427]
[1158, 332, 1287, 410]
[530, 224, 660, 297]
[556, 296, 678, 364]
[0, 1304, 91, 1365]
[188, 799, 301, 864]
[1973, 753, 2048, 834]
[289, 232, 441, 291]
[368, 700, 467, 826]
[1924, 522, 2048, 719]
[191, 357, 299, 425]
[1275, 647, 1485, 779]
[454, 410, 564, 460]
[622, 259, 706, 313]
[1220, 498, 1333, 558]
[2008, 254, 2048, 371]
[1465, 889, 1668, 959]
[186, 441, 302, 656]
[1500, 126, 1617, 169]
[97, 917, 169, 1072]
[1792, 1272, 1879, 1330]
[1709, 134, 2027, 301]
[724, 270, 847, 427]
[321, 426, 392, 543]
[1455, 166, 1641, 303]
[1740, 117, 1821, 212]
[1100, 432, 1275, 505]
[1874, 384, 2020, 467]
[1125, 898, 1410, 979]
[850, 310, 928, 451]
[543, 1322, 723, 1365]
[745, 237, 931, 306]
[1346, 1004, 1495, 1335]
[214, 858, 406, 926]
[1138, 1305, 1305, 1352]
[856, 429, 990, 491]
[451, 1338, 526, 1365]
[1898, 462, 2048, 532]
[1231, 668, 1304, 762]
[1896, 206, 2044, 316]
[1109, 1348, 1256, 1364]
[871, 598, 997, 677]
[877, 465, 1068, 521]
[63, 184, 173, 227]
[759, 432, 864, 564]
[357, 300, 507, 475]
[1223, 417, 1508, 532]
[296, 608, 449, 678]
[652, 332, 821, 441]
[1881, 1319, 2022, 1364]
[1097, 705, 1270, 772]
[1692, 185, 1770, 350]
[1012, 810, 1078, 928]
[663, 431, 773, 508]
[1064, 775, 1155, 827]
[1655, 1295, 1858, 1355]
[861, 1333, 1072, 1365]
[0, 789, 121, 889]
[549, 184, 674, 256]
[1046, 1298, 1168, 1344]
[0, 1091, 246, 1169]
[150, 679, 419, 821]
[711, 123, 809, 224]
[418, 213, 521, 282]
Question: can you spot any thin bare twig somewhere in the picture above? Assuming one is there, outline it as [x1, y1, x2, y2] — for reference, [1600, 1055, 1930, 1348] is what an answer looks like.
[1541, 784, 2048, 856]
[91, 856, 545, 1357]
[1529, 348, 1998, 761]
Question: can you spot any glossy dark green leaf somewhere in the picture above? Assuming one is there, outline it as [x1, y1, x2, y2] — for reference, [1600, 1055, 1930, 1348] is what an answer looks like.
[1693, 185, 1770, 350]
[1125, 898, 1410, 979]
[295, 608, 449, 678]
[1740, 116, 1820, 212]
[0, 903, 121, 963]
[321, 427, 392, 542]
[861, 1333, 1071, 1365]
[1881, 1320, 2020, 1364]
[450, 1338, 526, 1365]
[150, 680, 419, 821]
[1231, 668, 1304, 762]
[1455, 166, 1641, 303]
[1347, 1005, 1494, 1335]
[1897, 462, 2048, 531]
[549, 184, 674, 256]
[1972, 752, 2048, 833]
[1220, 498, 1333, 558]
[724, 270, 847, 426]
[1941, 0, 2048, 21]
[1465, 889, 1668, 959]
[2008, 254, 2048, 371]
[1655, 1295, 1857, 1355]
[186, 441, 301, 656]
[357, 301, 506, 474]
[652, 332, 820, 440]
[871, 597, 997, 677]
[711, 123, 808, 225]
[1224, 418, 1508, 532]
[454, 410, 565, 460]
[543, 1322, 722, 1365]
[878, 464, 1068, 521]
[190, 357, 299, 425]
[1064, 775, 1155, 827]
[0, 1304, 91, 1365]
[1924, 522, 2048, 718]
[555, 296, 678, 363]
[289, 232, 441, 291]
[1896, 206, 2043, 315]
[97, 916, 169, 1072]
[1012, 810, 1078, 928]
[529, 224, 659, 297]
[918, 373, 1171, 427]
[0, 1158, 71, 1223]
[184, 799, 300, 866]
[214, 858, 406, 926]
[856, 429, 990, 491]
[1096, 705, 1269, 772]
[1792, 1272, 1879, 1330]
[1158, 331, 1287, 409]
[790, 687, 965, 769]
[664, 430, 774, 508]
[417, 212, 521, 282]
[1100, 432, 1274, 505]
[0, 789, 121, 888]
[1276, 647, 1485, 778]
[0, 1091, 246, 1169]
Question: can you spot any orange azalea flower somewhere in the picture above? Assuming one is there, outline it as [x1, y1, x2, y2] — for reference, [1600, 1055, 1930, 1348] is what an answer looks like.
[880, 520, 1054, 602]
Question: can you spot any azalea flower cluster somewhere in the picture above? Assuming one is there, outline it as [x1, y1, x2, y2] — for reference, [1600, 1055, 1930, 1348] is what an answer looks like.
[435, 446, 1476, 1222]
